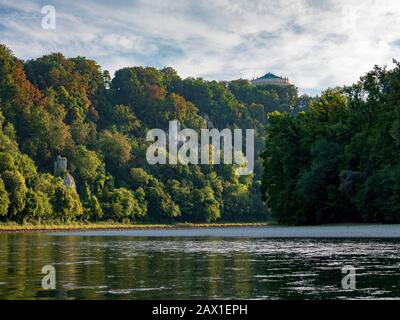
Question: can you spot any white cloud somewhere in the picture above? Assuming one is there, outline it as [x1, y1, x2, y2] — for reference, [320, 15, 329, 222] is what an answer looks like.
[0, 0, 400, 95]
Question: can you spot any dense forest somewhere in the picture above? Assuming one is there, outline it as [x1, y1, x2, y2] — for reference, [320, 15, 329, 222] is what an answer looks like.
[4, 43, 397, 226]
[0, 44, 300, 224]
[262, 61, 400, 224]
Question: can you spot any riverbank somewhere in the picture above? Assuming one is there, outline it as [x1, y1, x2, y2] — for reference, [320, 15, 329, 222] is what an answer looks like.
[0, 222, 270, 233]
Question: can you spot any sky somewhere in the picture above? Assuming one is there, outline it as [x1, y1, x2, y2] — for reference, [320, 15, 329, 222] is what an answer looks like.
[0, 0, 400, 96]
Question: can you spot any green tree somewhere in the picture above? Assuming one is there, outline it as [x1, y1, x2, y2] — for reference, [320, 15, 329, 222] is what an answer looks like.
[104, 187, 145, 222]
[71, 145, 104, 182]
[192, 187, 220, 222]
[99, 130, 132, 168]
[89, 195, 104, 220]
[146, 178, 180, 220]
[0, 177, 10, 217]
[1, 170, 27, 219]
[52, 182, 83, 221]
[23, 189, 52, 222]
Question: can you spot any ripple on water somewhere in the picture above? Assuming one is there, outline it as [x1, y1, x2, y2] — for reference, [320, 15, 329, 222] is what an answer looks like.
[103, 287, 170, 295]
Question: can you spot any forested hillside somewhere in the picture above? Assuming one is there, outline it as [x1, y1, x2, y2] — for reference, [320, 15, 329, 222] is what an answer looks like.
[262, 61, 400, 225]
[0, 44, 299, 224]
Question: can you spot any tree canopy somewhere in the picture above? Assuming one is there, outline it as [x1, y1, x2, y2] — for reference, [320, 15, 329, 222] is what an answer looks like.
[261, 62, 400, 224]
[1, 44, 299, 224]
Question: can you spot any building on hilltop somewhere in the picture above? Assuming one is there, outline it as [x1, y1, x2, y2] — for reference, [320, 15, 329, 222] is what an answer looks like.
[251, 72, 290, 86]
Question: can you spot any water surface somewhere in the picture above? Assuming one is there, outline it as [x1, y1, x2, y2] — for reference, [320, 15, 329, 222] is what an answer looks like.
[0, 225, 400, 299]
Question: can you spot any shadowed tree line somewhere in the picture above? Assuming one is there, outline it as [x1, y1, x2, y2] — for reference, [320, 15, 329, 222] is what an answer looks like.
[261, 61, 400, 224]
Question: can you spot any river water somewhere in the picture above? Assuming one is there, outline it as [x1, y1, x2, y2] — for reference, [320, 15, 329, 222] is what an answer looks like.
[0, 225, 400, 299]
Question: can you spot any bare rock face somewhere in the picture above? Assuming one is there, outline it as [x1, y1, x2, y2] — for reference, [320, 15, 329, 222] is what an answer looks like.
[54, 155, 76, 191]
[63, 173, 76, 191]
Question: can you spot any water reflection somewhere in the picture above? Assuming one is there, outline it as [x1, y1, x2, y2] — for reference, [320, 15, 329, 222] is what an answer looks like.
[0, 232, 399, 299]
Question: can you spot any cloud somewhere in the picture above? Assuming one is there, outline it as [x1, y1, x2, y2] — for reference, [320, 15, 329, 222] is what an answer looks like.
[0, 0, 400, 95]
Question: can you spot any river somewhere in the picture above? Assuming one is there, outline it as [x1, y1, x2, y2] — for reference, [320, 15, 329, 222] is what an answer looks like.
[0, 225, 400, 299]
